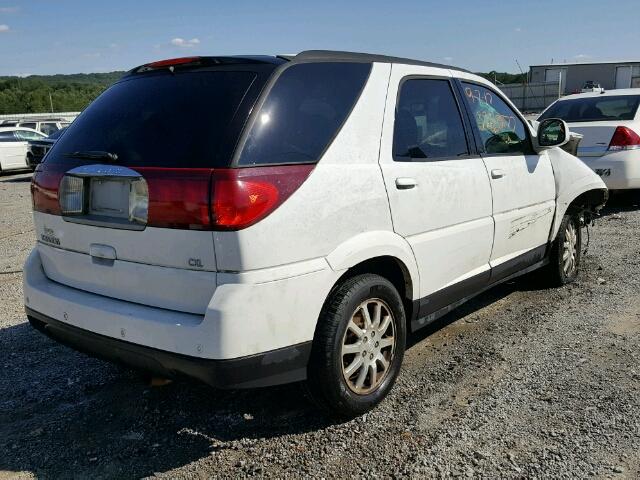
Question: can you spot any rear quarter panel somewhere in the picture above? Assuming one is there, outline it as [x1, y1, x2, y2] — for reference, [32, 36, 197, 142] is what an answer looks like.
[213, 63, 395, 273]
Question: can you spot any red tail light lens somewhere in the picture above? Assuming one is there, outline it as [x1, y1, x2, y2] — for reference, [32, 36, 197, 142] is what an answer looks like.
[144, 57, 201, 68]
[211, 165, 314, 230]
[135, 168, 213, 230]
[608, 126, 640, 151]
[31, 164, 65, 215]
[31, 163, 314, 231]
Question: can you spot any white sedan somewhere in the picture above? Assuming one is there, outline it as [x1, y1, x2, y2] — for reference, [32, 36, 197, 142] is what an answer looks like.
[539, 89, 640, 190]
[0, 127, 46, 173]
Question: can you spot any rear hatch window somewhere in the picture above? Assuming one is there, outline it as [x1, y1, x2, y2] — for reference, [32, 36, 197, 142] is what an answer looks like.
[45, 69, 263, 168]
[540, 95, 640, 123]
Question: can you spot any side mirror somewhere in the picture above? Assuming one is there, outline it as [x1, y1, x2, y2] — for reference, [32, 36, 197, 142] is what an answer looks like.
[535, 118, 570, 151]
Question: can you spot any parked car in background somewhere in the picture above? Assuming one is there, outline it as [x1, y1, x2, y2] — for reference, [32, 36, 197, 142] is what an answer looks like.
[25, 51, 607, 417]
[27, 127, 67, 168]
[539, 89, 640, 190]
[17, 119, 70, 136]
[581, 81, 604, 93]
[0, 127, 46, 173]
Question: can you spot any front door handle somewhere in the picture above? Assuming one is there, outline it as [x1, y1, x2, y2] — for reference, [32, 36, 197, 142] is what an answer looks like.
[491, 169, 506, 179]
[395, 177, 417, 190]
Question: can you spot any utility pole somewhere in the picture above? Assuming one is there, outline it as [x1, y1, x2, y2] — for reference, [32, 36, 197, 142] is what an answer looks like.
[49, 91, 54, 113]
[558, 71, 562, 99]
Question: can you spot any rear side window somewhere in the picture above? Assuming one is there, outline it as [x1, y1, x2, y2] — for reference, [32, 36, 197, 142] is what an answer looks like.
[539, 95, 640, 122]
[15, 130, 45, 141]
[46, 70, 261, 168]
[237, 62, 371, 166]
[461, 82, 532, 155]
[0, 131, 16, 141]
[40, 123, 59, 136]
[393, 79, 469, 160]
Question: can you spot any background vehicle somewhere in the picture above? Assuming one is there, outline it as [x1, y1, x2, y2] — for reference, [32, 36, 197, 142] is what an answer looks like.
[0, 119, 70, 135]
[581, 81, 604, 93]
[539, 89, 640, 190]
[27, 127, 67, 168]
[18, 119, 69, 136]
[25, 51, 607, 417]
[0, 127, 46, 173]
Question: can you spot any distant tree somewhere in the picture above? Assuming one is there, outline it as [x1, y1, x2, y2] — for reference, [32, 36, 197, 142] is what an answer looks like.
[0, 71, 125, 114]
[475, 71, 527, 85]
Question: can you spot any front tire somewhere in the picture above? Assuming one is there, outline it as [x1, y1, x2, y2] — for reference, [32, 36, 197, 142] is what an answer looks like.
[306, 274, 406, 418]
[547, 213, 582, 286]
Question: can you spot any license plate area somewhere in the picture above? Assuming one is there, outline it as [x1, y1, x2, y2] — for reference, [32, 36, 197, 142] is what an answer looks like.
[90, 178, 130, 218]
[60, 164, 149, 230]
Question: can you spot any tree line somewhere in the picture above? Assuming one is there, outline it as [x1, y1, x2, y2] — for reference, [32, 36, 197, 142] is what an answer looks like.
[0, 72, 124, 115]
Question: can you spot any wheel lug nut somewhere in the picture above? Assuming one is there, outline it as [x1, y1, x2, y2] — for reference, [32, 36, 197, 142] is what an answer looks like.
[363, 337, 368, 342]
[370, 353, 374, 360]
[375, 341, 379, 347]
[362, 351, 366, 357]
[371, 332, 375, 337]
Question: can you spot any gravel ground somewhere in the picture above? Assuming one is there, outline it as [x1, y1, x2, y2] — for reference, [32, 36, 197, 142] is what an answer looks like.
[1, 171, 639, 479]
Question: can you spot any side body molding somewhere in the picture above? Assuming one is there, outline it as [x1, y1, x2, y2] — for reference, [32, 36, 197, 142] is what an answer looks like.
[325, 230, 421, 300]
[547, 147, 608, 241]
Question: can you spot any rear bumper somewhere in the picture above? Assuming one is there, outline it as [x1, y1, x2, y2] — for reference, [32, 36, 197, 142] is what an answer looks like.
[579, 151, 640, 190]
[24, 246, 338, 376]
[27, 307, 311, 389]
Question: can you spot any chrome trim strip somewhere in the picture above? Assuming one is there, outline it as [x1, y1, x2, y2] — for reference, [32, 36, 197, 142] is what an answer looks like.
[65, 164, 142, 178]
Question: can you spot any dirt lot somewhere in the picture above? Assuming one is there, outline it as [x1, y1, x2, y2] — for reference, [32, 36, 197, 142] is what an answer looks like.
[1, 171, 639, 479]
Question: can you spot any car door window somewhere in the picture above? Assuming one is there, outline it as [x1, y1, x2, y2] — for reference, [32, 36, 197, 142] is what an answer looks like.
[461, 82, 532, 155]
[40, 123, 59, 135]
[0, 131, 18, 142]
[19, 122, 37, 130]
[393, 79, 469, 160]
[15, 130, 45, 141]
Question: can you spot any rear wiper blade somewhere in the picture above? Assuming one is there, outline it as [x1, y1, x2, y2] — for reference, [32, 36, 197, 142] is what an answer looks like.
[63, 150, 119, 162]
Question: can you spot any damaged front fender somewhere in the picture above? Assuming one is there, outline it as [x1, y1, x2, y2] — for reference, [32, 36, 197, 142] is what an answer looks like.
[548, 147, 608, 241]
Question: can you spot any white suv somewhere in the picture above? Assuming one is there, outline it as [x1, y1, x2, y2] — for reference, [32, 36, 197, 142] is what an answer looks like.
[24, 51, 607, 417]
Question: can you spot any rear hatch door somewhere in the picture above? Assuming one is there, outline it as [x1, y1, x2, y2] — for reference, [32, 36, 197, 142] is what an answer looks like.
[31, 59, 279, 314]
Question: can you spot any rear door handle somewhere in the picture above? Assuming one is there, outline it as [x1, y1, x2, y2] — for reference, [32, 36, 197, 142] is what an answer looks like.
[491, 169, 506, 179]
[395, 177, 417, 190]
[89, 243, 117, 260]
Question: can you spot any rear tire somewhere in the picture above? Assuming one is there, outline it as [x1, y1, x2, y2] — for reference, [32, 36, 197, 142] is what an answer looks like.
[546, 213, 581, 286]
[306, 274, 406, 418]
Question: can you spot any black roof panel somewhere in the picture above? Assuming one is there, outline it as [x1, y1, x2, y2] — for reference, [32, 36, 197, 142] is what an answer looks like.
[291, 50, 470, 73]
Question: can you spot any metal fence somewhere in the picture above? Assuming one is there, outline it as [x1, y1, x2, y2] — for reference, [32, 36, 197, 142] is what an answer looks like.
[498, 81, 561, 113]
[0, 111, 79, 123]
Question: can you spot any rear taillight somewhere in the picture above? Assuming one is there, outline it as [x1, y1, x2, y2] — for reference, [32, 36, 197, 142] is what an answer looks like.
[31, 165, 65, 215]
[608, 126, 640, 151]
[135, 168, 213, 230]
[31, 163, 314, 231]
[210, 165, 314, 230]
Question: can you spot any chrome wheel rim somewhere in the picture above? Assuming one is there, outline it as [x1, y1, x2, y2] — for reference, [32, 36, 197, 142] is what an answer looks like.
[341, 298, 396, 395]
[562, 221, 578, 276]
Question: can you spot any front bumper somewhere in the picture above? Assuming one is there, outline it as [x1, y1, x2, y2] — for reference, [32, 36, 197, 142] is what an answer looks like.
[27, 307, 311, 389]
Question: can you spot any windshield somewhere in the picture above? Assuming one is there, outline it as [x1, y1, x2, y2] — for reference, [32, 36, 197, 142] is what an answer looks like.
[45, 69, 266, 168]
[540, 95, 640, 122]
